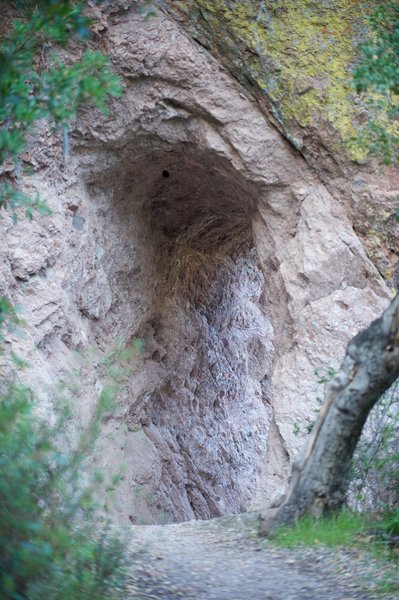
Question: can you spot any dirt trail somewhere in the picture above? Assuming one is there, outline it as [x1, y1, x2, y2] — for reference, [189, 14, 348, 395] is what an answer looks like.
[125, 513, 394, 599]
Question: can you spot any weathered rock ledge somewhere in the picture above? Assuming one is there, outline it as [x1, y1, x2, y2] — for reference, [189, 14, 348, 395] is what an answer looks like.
[0, 1, 395, 524]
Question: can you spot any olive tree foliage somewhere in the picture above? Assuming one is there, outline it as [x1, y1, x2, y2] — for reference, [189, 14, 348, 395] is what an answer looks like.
[264, 1, 399, 532]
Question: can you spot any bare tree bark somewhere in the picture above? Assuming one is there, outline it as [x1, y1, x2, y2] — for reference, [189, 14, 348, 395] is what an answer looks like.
[262, 293, 399, 534]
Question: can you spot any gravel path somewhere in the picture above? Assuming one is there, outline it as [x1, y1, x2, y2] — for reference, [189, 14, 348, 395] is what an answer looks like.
[125, 513, 397, 599]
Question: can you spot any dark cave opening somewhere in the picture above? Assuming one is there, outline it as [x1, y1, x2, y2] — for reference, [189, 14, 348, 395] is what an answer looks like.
[84, 141, 274, 522]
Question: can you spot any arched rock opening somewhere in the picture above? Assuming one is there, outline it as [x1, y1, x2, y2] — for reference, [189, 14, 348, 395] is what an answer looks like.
[0, 3, 391, 522]
[82, 141, 273, 522]
[5, 7, 388, 527]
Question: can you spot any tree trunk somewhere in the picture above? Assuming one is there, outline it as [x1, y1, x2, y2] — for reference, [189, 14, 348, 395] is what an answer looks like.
[263, 293, 399, 533]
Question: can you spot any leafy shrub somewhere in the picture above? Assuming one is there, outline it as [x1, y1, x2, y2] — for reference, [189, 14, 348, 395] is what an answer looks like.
[0, 5, 130, 596]
[0, 303, 129, 598]
[0, 325, 131, 596]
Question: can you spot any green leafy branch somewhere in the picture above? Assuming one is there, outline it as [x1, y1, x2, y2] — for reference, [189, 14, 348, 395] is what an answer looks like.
[0, 0, 122, 219]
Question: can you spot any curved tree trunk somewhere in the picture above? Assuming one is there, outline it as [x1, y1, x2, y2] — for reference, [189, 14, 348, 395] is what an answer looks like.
[263, 293, 399, 533]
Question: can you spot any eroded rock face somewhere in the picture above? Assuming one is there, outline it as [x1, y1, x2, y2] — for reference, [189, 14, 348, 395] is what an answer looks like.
[163, 0, 399, 290]
[76, 141, 274, 521]
[0, 3, 392, 523]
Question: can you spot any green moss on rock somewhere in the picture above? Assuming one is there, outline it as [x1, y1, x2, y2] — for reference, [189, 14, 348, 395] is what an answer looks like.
[168, 0, 372, 160]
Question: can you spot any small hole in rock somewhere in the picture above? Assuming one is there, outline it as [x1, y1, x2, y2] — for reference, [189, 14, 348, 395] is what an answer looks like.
[162, 169, 170, 178]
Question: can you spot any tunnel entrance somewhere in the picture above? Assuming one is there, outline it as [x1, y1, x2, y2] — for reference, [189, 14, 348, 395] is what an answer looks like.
[82, 139, 274, 523]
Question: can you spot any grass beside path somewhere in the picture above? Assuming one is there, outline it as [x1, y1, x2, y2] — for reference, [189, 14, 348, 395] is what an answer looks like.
[270, 510, 399, 598]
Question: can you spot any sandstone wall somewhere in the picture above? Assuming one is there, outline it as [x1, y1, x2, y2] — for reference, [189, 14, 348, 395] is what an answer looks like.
[0, 1, 394, 523]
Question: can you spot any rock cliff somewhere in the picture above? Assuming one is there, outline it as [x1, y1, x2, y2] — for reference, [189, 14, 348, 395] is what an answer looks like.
[1, 0, 397, 524]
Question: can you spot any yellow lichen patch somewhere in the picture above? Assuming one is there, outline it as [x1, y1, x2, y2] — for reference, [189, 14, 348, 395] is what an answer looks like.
[171, 0, 375, 159]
